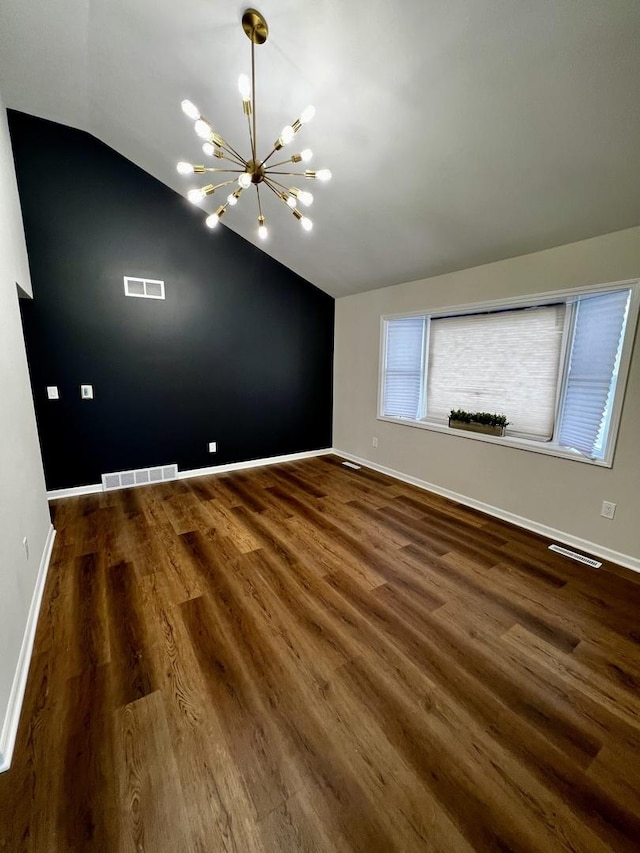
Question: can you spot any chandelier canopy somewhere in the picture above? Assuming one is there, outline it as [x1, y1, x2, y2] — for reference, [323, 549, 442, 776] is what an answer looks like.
[177, 8, 331, 241]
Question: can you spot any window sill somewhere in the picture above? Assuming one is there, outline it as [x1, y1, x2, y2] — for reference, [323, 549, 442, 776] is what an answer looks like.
[376, 415, 612, 467]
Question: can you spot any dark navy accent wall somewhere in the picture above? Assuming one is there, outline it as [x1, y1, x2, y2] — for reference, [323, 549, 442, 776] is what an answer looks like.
[9, 111, 334, 490]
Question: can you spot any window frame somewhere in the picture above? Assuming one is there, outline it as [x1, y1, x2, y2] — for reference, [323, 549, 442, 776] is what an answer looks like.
[377, 279, 640, 468]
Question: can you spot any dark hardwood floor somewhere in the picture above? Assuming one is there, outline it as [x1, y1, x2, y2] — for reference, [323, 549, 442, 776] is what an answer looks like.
[1, 454, 640, 852]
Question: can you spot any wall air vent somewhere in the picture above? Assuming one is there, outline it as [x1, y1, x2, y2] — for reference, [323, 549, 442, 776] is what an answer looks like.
[101, 464, 177, 492]
[548, 544, 602, 568]
[123, 276, 165, 300]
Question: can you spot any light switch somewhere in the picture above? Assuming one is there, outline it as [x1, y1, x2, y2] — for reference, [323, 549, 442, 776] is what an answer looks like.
[46, 386, 59, 400]
[80, 384, 94, 399]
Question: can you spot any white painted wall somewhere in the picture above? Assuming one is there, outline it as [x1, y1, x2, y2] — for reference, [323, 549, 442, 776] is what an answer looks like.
[334, 227, 640, 564]
[0, 91, 51, 766]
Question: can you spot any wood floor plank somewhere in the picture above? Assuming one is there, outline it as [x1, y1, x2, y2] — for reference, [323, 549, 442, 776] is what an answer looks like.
[105, 560, 157, 707]
[114, 691, 195, 853]
[180, 590, 304, 820]
[152, 598, 263, 852]
[337, 654, 616, 853]
[503, 624, 640, 733]
[1, 458, 639, 851]
[62, 665, 119, 851]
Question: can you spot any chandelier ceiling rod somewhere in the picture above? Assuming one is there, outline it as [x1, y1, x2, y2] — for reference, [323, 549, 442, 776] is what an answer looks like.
[250, 23, 257, 162]
[176, 8, 331, 241]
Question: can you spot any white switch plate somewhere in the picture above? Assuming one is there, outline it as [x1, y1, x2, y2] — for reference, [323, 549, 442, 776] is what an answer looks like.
[80, 384, 93, 399]
[46, 386, 59, 400]
[601, 500, 616, 520]
[208, 441, 217, 453]
[372, 437, 378, 447]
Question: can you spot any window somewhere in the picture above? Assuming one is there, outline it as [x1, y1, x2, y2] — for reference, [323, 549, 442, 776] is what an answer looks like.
[380, 282, 638, 466]
[426, 305, 565, 439]
[383, 317, 426, 420]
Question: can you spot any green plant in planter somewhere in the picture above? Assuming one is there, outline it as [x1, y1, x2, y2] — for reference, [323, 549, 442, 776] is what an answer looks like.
[449, 409, 509, 427]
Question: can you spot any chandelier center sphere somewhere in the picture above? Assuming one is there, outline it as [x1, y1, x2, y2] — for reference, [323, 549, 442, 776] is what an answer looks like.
[247, 160, 266, 184]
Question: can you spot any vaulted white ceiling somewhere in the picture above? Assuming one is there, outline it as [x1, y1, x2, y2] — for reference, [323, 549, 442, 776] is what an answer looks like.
[1, 0, 639, 297]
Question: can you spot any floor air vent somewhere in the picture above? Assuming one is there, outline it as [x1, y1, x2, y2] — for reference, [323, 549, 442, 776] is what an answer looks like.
[341, 461, 361, 470]
[548, 544, 602, 568]
[102, 464, 178, 492]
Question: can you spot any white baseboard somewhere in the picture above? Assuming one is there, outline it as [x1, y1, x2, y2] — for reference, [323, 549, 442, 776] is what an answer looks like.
[46, 482, 103, 500]
[333, 449, 640, 575]
[0, 523, 56, 773]
[176, 447, 332, 480]
[46, 448, 334, 500]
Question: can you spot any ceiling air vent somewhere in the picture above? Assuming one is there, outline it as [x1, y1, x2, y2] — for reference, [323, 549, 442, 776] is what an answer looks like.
[548, 544, 602, 568]
[123, 276, 165, 300]
[101, 463, 178, 492]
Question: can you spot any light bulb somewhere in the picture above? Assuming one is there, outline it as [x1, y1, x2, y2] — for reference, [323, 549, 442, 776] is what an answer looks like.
[205, 213, 220, 229]
[238, 74, 251, 100]
[187, 188, 205, 204]
[280, 125, 295, 145]
[300, 216, 313, 232]
[316, 168, 332, 182]
[238, 172, 252, 189]
[202, 142, 215, 157]
[300, 105, 316, 124]
[177, 161, 194, 175]
[298, 190, 313, 207]
[195, 119, 212, 139]
[300, 148, 313, 162]
[286, 195, 297, 209]
[258, 224, 268, 240]
[227, 193, 238, 206]
[181, 99, 200, 120]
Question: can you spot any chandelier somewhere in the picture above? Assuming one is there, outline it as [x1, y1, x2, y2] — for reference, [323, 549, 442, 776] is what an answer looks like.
[176, 8, 331, 240]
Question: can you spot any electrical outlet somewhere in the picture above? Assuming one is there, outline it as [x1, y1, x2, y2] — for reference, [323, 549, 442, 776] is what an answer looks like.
[372, 437, 378, 448]
[601, 500, 616, 520]
[22, 537, 29, 560]
[208, 441, 217, 453]
[80, 384, 93, 399]
[46, 386, 59, 400]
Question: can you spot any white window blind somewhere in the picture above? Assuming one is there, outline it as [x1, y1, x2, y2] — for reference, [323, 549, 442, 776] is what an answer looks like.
[426, 305, 565, 439]
[382, 317, 426, 419]
[558, 289, 630, 457]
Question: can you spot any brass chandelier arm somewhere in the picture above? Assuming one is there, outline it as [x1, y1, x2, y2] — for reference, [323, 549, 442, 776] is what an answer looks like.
[264, 170, 312, 177]
[202, 167, 246, 174]
[203, 127, 246, 166]
[267, 158, 297, 170]
[211, 179, 239, 192]
[257, 146, 280, 171]
[263, 176, 290, 194]
[219, 150, 247, 167]
[195, 179, 238, 197]
[262, 177, 281, 197]
[263, 178, 293, 208]
[197, 113, 245, 164]
[219, 140, 248, 166]
[255, 183, 264, 218]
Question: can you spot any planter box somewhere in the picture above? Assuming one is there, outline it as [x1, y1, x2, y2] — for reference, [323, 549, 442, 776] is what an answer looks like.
[448, 418, 505, 437]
